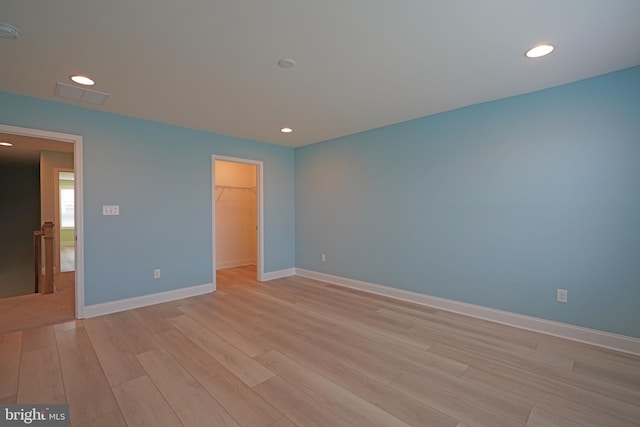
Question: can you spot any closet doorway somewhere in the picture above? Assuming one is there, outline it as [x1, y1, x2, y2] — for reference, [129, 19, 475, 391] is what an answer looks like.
[212, 156, 263, 286]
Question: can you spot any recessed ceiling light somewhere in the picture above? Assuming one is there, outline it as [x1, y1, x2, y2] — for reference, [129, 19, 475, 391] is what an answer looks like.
[70, 75, 95, 86]
[525, 44, 554, 58]
[277, 58, 296, 69]
[0, 23, 21, 40]
[280, 127, 293, 133]
[0, 142, 13, 147]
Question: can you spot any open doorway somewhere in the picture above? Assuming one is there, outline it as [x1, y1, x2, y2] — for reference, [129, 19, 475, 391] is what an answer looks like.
[0, 124, 84, 331]
[212, 156, 264, 287]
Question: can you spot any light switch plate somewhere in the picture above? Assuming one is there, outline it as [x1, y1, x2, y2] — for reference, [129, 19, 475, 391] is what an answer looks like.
[102, 205, 120, 215]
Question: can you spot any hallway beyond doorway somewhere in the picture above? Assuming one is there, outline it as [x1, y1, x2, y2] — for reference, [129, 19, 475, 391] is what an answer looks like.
[0, 272, 75, 334]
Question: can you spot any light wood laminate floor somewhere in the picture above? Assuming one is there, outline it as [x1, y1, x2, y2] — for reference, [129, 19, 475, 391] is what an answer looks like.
[1, 266, 639, 426]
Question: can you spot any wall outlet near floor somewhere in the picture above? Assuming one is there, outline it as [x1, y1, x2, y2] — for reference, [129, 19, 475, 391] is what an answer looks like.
[321, 253, 326, 262]
[154, 269, 161, 279]
[556, 288, 568, 303]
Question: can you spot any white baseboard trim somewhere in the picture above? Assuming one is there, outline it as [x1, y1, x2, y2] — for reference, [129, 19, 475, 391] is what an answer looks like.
[83, 283, 215, 319]
[295, 268, 640, 356]
[262, 268, 296, 281]
[216, 259, 257, 269]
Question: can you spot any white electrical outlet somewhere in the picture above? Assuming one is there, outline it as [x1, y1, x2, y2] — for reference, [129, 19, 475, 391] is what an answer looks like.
[556, 289, 568, 303]
[321, 254, 326, 262]
[154, 269, 161, 279]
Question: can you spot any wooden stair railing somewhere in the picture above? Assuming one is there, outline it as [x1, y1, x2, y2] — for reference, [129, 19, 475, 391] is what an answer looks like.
[33, 221, 55, 294]
[33, 229, 42, 292]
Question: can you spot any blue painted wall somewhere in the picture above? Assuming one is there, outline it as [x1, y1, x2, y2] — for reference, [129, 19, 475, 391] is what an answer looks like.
[3, 66, 639, 337]
[0, 92, 295, 305]
[296, 66, 640, 338]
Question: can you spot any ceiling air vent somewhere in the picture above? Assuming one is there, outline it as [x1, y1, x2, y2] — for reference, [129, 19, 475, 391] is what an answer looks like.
[55, 82, 109, 105]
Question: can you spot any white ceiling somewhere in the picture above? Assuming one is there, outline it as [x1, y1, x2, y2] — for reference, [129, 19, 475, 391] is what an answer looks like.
[1, 0, 639, 148]
[0, 134, 73, 165]
[0, 132, 73, 165]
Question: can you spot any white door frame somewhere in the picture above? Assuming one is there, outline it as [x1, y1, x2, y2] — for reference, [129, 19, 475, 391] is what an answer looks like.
[0, 124, 85, 318]
[212, 155, 264, 288]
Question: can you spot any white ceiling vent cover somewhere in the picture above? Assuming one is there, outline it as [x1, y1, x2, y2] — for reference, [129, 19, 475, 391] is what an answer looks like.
[55, 82, 109, 105]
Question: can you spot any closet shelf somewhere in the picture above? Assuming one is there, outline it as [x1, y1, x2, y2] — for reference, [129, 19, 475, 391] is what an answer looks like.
[215, 185, 256, 190]
[215, 185, 256, 204]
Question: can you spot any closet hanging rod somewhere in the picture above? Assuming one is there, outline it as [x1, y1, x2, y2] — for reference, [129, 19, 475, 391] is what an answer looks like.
[215, 185, 256, 190]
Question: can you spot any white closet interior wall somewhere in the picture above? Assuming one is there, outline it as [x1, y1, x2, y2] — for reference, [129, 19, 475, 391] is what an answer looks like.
[215, 160, 257, 269]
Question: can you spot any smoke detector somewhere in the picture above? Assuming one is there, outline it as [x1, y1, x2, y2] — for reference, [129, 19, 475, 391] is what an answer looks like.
[0, 23, 21, 40]
[277, 58, 296, 69]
